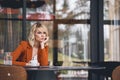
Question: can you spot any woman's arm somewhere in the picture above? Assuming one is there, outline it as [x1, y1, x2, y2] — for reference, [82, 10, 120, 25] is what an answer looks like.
[11, 41, 27, 66]
[38, 46, 48, 66]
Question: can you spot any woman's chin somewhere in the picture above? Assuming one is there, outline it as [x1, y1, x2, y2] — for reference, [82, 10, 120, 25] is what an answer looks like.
[39, 40, 44, 42]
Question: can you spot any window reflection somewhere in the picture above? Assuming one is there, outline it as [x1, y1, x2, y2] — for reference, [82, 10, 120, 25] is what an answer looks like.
[0, 8, 22, 19]
[26, 0, 54, 20]
[104, 0, 120, 61]
[0, 0, 54, 20]
[56, 0, 90, 19]
[0, 20, 22, 52]
[57, 24, 90, 66]
[104, 0, 120, 20]
[104, 25, 120, 61]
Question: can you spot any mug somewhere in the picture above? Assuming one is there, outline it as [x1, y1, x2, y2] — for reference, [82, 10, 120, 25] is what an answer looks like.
[4, 52, 12, 65]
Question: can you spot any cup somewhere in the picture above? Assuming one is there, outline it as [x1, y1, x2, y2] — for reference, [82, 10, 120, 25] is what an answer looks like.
[4, 52, 12, 65]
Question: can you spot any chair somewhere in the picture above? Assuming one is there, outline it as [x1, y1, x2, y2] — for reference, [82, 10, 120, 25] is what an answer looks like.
[112, 66, 120, 80]
[0, 65, 27, 80]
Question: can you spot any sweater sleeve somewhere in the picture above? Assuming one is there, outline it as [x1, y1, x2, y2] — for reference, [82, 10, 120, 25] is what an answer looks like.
[11, 41, 27, 66]
[38, 46, 48, 66]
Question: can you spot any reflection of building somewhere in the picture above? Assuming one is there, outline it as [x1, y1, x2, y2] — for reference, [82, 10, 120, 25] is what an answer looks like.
[58, 25, 90, 62]
[108, 0, 120, 61]
[0, 9, 54, 20]
[110, 26, 120, 61]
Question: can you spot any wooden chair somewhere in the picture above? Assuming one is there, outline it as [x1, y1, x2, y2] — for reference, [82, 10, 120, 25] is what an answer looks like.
[0, 65, 27, 80]
[112, 66, 120, 80]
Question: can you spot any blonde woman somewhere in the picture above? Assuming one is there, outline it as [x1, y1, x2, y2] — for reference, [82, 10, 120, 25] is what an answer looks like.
[12, 22, 49, 66]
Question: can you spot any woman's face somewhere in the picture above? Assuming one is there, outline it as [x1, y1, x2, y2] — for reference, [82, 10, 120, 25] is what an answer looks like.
[35, 27, 47, 42]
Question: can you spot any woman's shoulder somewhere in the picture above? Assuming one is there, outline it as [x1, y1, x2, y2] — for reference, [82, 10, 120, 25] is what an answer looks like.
[20, 41, 28, 44]
[19, 41, 30, 47]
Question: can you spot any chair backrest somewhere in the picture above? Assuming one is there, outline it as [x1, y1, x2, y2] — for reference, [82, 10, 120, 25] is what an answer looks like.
[0, 65, 27, 80]
[112, 66, 120, 80]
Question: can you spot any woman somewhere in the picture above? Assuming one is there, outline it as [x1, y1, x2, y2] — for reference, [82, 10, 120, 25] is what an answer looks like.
[12, 22, 49, 66]
[12, 22, 56, 80]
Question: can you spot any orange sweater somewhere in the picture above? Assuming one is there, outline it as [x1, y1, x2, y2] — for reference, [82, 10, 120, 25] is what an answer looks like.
[11, 41, 48, 66]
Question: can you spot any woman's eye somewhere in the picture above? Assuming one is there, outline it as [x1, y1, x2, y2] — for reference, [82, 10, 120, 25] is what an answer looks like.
[37, 32, 41, 34]
[43, 32, 46, 34]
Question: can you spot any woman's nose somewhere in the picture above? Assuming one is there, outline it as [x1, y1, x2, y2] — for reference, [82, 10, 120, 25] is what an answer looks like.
[41, 33, 45, 37]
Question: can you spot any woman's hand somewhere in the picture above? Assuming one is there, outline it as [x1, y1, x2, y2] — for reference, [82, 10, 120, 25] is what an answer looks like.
[26, 62, 31, 66]
[43, 37, 49, 44]
[40, 37, 49, 49]
[26, 61, 39, 66]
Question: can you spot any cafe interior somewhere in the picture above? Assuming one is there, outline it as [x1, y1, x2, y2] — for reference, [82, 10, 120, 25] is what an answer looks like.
[0, 0, 120, 80]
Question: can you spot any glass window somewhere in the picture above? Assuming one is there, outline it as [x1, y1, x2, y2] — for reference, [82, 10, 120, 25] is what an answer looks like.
[0, 8, 22, 19]
[104, 0, 120, 61]
[0, 0, 23, 19]
[57, 24, 90, 66]
[0, 20, 22, 52]
[56, 0, 90, 19]
[0, 0, 54, 20]
[0, 0, 91, 79]
[104, 25, 120, 61]
[104, 0, 120, 20]
[26, 0, 54, 20]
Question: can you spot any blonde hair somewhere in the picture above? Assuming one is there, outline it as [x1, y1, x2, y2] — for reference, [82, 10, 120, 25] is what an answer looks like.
[28, 22, 49, 47]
